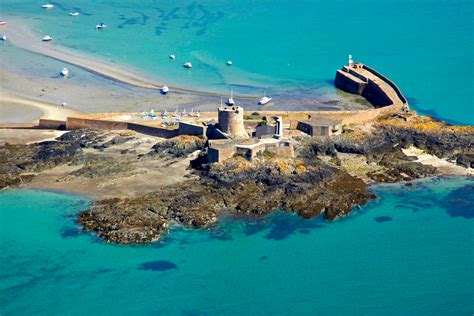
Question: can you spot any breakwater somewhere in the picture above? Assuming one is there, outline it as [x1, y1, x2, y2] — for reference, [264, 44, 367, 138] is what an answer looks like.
[335, 62, 409, 109]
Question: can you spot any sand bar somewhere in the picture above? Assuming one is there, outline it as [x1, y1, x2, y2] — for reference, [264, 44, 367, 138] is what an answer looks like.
[1, 19, 258, 99]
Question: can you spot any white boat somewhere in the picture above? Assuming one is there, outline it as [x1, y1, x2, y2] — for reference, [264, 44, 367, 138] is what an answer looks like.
[258, 96, 272, 105]
[60, 67, 69, 77]
[42, 4, 54, 9]
[61, 102, 67, 107]
[161, 85, 169, 94]
[183, 62, 192, 68]
[69, 12, 80, 16]
[1, 35, 6, 41]
[226, 89, 235, 105]
[95, 23, 107, 30]
[0, 21, 7, 26]
[169, 54, 176, 59]
[227, 60, 233, 66]
[42, 35, 52, 41]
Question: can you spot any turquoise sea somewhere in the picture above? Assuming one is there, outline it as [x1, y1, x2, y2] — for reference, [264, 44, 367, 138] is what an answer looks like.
[1, 177, 473, 315]
[0, 0, 473, 124]
[1, 1, 473, 314]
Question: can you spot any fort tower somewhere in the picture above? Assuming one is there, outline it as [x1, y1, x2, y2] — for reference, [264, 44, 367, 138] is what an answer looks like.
[217, 105, 249, 139]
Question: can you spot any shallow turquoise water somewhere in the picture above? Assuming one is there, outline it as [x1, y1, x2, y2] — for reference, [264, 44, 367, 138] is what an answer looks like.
[1, 0, 473, 124]
[1, 177, 473, 315]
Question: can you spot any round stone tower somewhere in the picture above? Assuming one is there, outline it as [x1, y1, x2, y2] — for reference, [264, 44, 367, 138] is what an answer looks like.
[218, 105, 249, 139]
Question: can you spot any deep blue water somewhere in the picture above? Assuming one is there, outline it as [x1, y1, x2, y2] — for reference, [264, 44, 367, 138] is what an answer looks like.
[1, 177, 473, 315]
[1, 0, 473, 124]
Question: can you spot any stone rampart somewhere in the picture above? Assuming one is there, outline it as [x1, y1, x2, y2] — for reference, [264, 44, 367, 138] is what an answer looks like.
[178, 122, 207, 137]
[128, 123, 178, 138]
[38, 119, 67, 130]
[66, 117, 128, 130]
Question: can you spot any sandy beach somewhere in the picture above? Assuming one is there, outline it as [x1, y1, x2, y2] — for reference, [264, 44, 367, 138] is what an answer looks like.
[0, 90, 81, 122]
[403, 146, 473, 176]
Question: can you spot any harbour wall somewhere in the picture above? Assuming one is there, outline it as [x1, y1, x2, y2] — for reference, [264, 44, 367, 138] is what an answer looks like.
[361, 64, 408, 105]
[334, 63, 408, 109]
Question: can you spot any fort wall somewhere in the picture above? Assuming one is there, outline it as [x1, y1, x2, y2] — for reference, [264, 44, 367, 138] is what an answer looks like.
[178, 122, 207, 137]
[38, 119, 66, 130]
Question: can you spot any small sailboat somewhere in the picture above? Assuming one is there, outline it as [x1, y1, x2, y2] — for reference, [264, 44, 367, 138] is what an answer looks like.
[95, 23, 107, 30]
[227, 60, 233, 66]
[161, 85, 169, 94]
[69, 12, 80, 16]
[60, 67, 69, 77]
[42, 4, 54, 9]
[258, 90, 272, 105]
[42, 35, 52, 42]
[226, 89, 235, 106]
[0, 21, 7, 26]
[183, 62, 192, 68]
[169, 54, 176, 60]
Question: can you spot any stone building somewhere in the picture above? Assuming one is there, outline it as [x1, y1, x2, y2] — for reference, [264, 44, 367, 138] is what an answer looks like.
[296, 117, 342, 136]
[254, 116, 283, 138]
[207, 138, 294, 163]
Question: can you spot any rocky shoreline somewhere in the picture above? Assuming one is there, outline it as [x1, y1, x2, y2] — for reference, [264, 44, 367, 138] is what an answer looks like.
[1, 112, 472, 244]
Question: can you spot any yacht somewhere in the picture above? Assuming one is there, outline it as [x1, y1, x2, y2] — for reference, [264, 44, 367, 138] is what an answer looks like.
[42, 35, 52, 42]
[60, 68, 69, 77]
[95, 23, 107, 30]
[161, 85, 169, 94]
[0, 21, 7, 26]
[227, 60, 233, 66]
[69, 12, 80, 16]
[169, 54, 176, 60]
[42, 4, 54, 9]
[183, 62, 192, 68]
[258, 91, 272, 105]
[226, 89, 235, 105]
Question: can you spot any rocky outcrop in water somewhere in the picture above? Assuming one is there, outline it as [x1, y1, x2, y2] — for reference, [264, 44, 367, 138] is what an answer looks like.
[78, 158, 374, 243]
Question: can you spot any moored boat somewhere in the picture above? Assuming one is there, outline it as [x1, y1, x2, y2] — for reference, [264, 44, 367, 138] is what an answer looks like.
[41, 4, 54, 9]
[0, 21, 7, 26]
[169, 54, 176, 59]
[95, 23, 107, 30]
[69, 12, 80, 16]
[1, 35, 6, 41]
[42, 35, 52, 41]
[161, 85, 169, 94]
[60, 68, 69, 77]
[183, 62, 192, 68]
[227, 60, 233, 66]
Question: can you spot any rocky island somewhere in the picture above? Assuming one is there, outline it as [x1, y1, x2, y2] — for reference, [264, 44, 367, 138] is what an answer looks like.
[1, 108, 472, 244]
